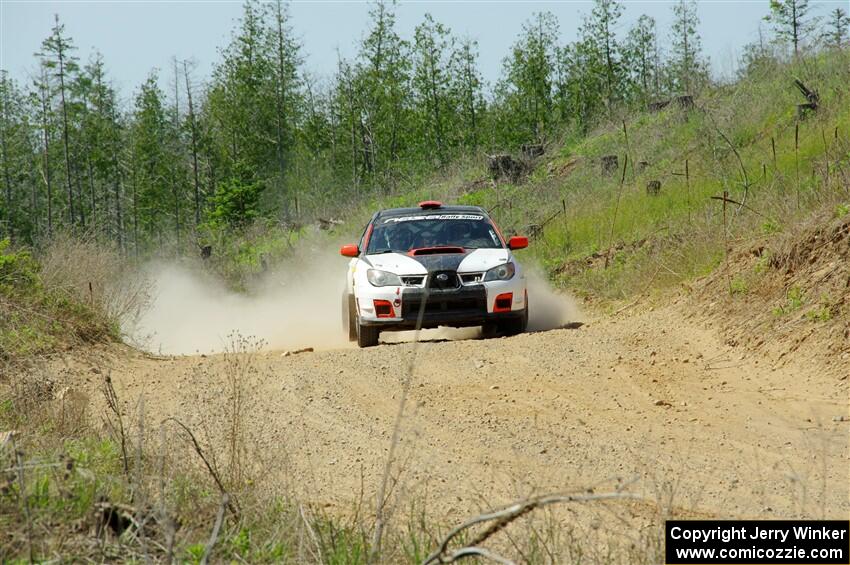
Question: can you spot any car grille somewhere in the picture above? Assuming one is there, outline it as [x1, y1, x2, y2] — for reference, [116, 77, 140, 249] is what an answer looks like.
[459, 273, 484, 285]
[402, 292, 486, 318]
[401, 275, 426, 287]
[428, 270, 460, 290]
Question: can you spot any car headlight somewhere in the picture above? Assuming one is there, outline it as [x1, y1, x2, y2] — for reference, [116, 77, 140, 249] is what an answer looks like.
[483, 262, 516, 281]
[367, 269, 402, 287]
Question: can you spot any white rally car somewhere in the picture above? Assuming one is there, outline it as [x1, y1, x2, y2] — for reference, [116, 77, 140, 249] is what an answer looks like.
[340, 201, 529, 347]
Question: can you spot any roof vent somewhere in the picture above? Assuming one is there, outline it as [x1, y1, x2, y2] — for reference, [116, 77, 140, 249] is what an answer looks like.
[418, 200, 442, 210]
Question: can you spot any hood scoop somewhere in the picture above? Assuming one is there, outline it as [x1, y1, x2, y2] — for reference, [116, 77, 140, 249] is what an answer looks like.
[410, 246, 465, 256]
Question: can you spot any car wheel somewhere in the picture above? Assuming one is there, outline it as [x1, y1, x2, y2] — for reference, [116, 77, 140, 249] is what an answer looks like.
[499, 311, 527, 336]
[356, 318, 380, 348]
[344, 294, 358, 341]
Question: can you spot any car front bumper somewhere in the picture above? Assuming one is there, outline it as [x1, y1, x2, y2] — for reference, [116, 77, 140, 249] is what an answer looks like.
[356, 279, 527, 330]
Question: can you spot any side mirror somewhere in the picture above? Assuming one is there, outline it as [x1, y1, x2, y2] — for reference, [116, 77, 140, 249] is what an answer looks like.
[340, 244, 359, 258]
[508, 236, 528, 250]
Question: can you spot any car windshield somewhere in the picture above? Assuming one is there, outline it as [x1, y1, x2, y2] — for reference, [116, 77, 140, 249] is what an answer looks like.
[366, 213, 503, 254]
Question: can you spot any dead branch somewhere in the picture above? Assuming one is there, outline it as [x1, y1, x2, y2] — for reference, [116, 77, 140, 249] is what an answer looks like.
[369, 289, 432, 562]
[708, 195, 775, 222]
[793, 77, 819, 106]
[162, 417, 241, 519]
[705, 110, 751, 219]
[12, 435, 35, 564]
[101, 373, 130, 476]
[438, 547, 515, 565]
[605, 154, 629, 269]
[422, 489, 639, 565]
[200, 493, 229, 565]
[299, 504, 325, 565]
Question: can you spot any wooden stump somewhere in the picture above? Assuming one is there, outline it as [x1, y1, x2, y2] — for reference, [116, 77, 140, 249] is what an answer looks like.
[521, 143, 545, 159]
[646, 180, 661, 196]
[676, 95, 694, 110]
[488, 154, 526, 183]
[797, 103, 817, 120]
[793, 78, 819, 120]
[648, 100, 670, 112]
[601, 155, 619, 176]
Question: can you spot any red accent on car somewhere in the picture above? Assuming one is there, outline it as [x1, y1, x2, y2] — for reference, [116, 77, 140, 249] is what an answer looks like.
[508, 236, 528, 250]
[489, 219, 507, 246]
[494, 292, 513, 313]
[373, 300, 395, 318]
[408, 246, 466, 256]
[340, 244, 359, 257]
[418, 200, 443, 209]
[362, 223, 374, 250]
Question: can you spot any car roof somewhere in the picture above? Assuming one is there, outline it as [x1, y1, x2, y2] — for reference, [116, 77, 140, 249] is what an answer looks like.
[375, 205, 487, 220]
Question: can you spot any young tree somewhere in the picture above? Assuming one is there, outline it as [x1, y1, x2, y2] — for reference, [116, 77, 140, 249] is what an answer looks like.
[669, 0, 708, 94]
[206, 160, 265, 228]
[497, 11, 559, 144]
[739, 25, 778, 78]
[330, 55, 365, 187]
[32, 63, 56, 237]
[78, 58, 129, 249]
[412, 13, 454, 165]
[765, 0, 813, 56]
[358, 0, 412, 179]
[554, 39, 607, 133]
[822, 7, 849, 49]
[582, 0, 624, 109]
[131, 72, 180, 251]
[623, 15, 661, 104]
[450, 37, 484, 150]
[183, 60, 203, 227]
[38, 14, 79, 227]
[0, 72, 16, 239]
[267, 0, 302, 185]
[206, 1, 275, 178]
[0, 73, 34, 240]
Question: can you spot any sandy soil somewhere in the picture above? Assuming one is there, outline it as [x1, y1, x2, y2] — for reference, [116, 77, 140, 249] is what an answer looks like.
[61, 298, 848, 530]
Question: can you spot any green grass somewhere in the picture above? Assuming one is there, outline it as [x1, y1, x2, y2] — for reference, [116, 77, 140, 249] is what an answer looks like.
[773, 285, 806, 316]
[0, 238, 115, 362]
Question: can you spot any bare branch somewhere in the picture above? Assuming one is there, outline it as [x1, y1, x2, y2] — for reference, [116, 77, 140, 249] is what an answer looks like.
[200, 493, 229, 565]
[162, 417, 241, 519]
[422, 487, 639, 565]
[101, 373, 129, 476]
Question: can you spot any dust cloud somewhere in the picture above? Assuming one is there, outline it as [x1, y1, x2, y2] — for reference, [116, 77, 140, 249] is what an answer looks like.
[128, 255, 581, 355]
[525, 269, 583, 331]
[128, 252, 351, 355]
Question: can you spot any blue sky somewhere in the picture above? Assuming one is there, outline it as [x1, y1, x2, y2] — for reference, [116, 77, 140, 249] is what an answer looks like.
[1, 1, 845, 100]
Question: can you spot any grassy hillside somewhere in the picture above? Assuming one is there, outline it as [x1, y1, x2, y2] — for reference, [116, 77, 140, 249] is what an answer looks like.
[415, 51, 849, 300]
[0, 238, 117, 363]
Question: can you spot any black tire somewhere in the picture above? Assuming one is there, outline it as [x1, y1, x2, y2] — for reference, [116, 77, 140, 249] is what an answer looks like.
[487, 299, 529, 337]
[481, 322, 499, 339]
[343, 294, 357, 342]
[357, 321, 380, 348]
[498, 309, 528, 336]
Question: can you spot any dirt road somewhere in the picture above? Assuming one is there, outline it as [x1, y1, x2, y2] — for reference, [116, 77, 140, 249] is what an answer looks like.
[75, 300, 849, 528]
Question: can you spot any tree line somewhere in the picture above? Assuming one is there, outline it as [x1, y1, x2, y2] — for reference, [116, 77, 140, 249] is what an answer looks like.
[0, 0, 847, 253]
